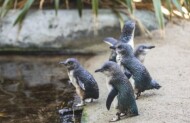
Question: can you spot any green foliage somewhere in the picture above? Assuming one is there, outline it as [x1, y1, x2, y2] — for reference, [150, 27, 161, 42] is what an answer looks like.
[0, 0, 190, 30]
[77, 0, 83, 17]
[0, 0, 14, 18]
[54, 0, 60, 15]
[13, 0, 34, 26]
[124, 0, 133, 14]
[172, 0, 183, 13]
[153, 0, 165, 30]
[92, 0, 99, 16]
[184, 0, 190, 11]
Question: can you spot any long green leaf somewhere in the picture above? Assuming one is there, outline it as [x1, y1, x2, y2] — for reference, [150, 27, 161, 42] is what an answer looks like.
[172, 0, 183, 13]
[55, 0, 59, 15]
[117, 0, 133, 14]
[124, 0, 133, 14]
[92, 0, 99, 16]
[112, 9, 124, 31]
[184, 0, 190, 12]
[13, 0, 34, 26]
[165, 0, 172, 20]
[0, 0, 13, 18]
[77, 0, 83, 17]
[152, 0, 165, 29]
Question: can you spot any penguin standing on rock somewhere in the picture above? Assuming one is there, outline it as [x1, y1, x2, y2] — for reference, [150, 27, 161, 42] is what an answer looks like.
[59, 58, 99, 106]
[110, 43, 161, 99]
[95, 61, 138, 122]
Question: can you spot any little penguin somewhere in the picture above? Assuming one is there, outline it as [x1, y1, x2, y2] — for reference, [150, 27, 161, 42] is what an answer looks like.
[95, 61, 138, 122]
[104, 37, 155, 64]
[110, 43, 161, 99]
[104, 20, 136, 62]
[59, 58, 99, 106]
[134, 44, 155, 63]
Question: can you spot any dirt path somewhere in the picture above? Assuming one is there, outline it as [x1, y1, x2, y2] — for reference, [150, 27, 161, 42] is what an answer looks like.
[82, 21, 190, 123]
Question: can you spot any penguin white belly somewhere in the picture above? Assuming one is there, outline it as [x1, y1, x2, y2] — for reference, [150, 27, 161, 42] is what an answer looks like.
[68, 70, 79, 88]
[138, 54, 145, 63]
[116, 54, 125, 73]
[127, 38, 134, 49]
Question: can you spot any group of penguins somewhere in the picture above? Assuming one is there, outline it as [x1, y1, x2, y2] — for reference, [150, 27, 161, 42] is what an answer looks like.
[59, 20, 161, 122]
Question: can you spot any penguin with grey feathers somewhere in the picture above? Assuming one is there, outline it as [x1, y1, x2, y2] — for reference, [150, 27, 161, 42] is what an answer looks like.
[104, 37, 155, 64]
[95, 61, 138, 122]
[110, 43, 161, 99]
[60, 58, 99, 106]
[105, 20, 136, 62]
[134, 44, 155, 63]
[103, 20, 155, 64]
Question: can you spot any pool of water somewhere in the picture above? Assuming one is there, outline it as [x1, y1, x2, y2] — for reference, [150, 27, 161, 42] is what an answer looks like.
[0, 55, 91, 123]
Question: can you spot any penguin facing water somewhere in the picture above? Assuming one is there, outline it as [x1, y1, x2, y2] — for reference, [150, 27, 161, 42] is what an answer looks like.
[110, 43, 161, 99]
[60, 58, 99, 106]
[95, 61, 138, 122]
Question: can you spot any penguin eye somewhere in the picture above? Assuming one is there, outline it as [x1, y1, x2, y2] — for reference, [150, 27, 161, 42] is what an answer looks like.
[118, 45, 122, 49]
[68, 61, 73, 65]
[104, 66, 109, 71]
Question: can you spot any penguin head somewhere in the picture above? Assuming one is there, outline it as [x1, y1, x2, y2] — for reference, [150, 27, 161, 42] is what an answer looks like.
[59, 58, 80, 70]
[135, 44, 155, 55]
[122, 20, 136, 35]
[95, 61, 120, 76]
[111, 42, 133, 56]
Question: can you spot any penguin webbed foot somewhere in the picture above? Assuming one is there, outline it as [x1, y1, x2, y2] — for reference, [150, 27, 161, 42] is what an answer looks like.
[136, 93, 141, 100]
[120, 113, 126, 117]
[76, 100, 85, 107]
[109, 112, 120, 122]
[85, 98, 93, 103]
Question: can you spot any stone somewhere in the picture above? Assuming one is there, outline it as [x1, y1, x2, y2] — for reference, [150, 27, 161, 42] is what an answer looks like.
[0, 9, 166, 49]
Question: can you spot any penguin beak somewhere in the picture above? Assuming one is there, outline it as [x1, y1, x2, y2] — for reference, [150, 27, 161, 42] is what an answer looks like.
[146, 45, 155, 49]
[110, 46, 116, 50]
[59, 61, 67, 65]
[95, 68, 104, 73]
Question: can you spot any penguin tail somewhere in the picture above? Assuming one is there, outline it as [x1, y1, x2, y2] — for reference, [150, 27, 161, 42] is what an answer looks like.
[151, 80, 161, 90]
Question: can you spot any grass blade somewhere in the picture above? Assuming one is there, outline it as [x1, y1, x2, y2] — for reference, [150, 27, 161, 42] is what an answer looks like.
[112, 9, 124, 31]
[152, 0, 165, 29]
[77, 0, 83, 17]
[92, 0, 99, 16]
[184, 0, 190, 12]
[54, 0, 59, 15]
[165, 0, 172, 19]
[124, 0, 133, 14]
[172, 0, 183, 13]
[0, 0, 13, 18]
[13, 0, 34, 26]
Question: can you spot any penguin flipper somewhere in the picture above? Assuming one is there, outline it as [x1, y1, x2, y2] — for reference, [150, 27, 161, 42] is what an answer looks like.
[106, 88, 118, 110]
[124, 68, 132, 79]
[103, 37, 118, 46]
[76, 77, 85, 90]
